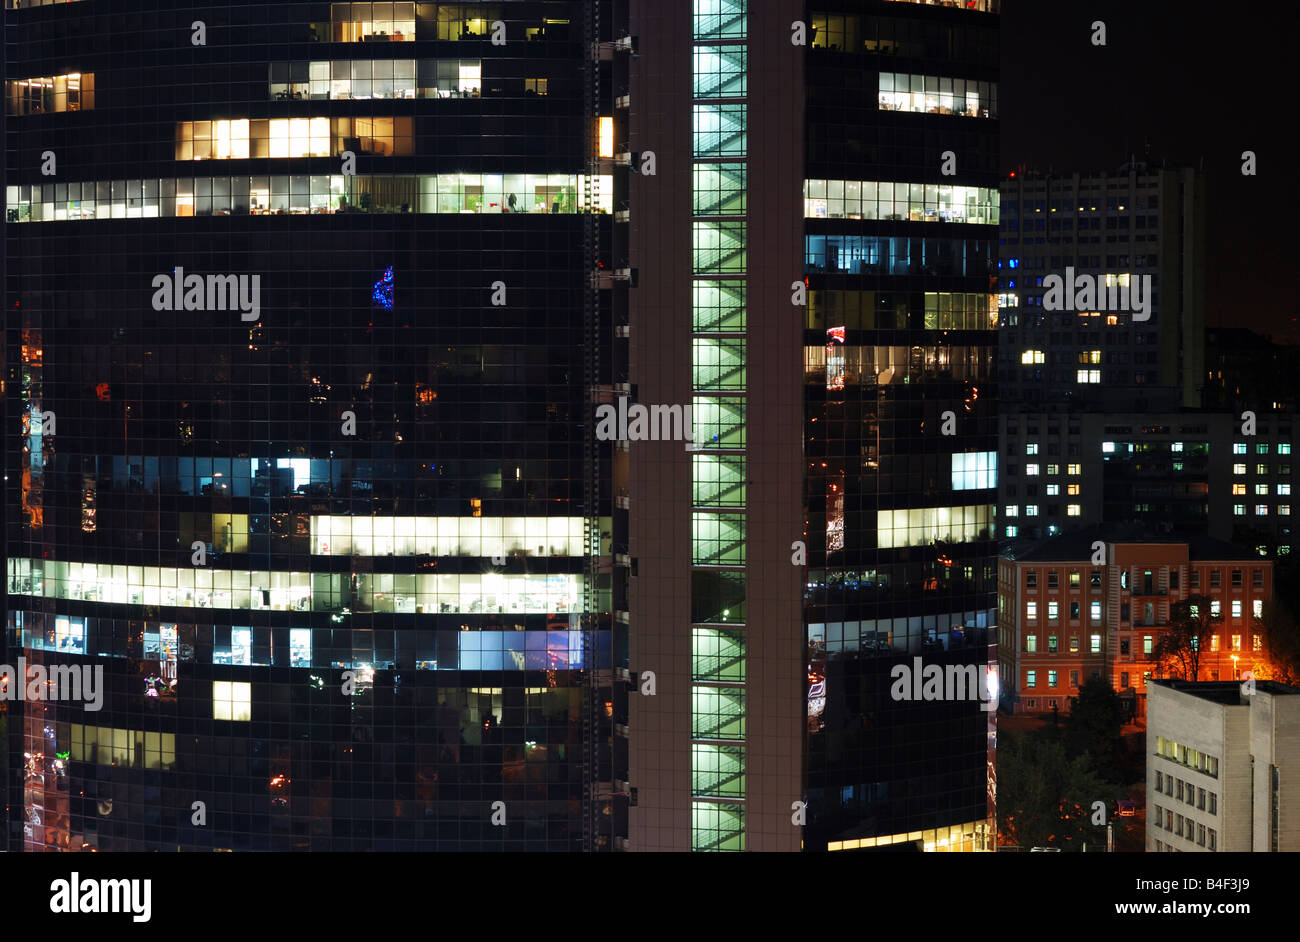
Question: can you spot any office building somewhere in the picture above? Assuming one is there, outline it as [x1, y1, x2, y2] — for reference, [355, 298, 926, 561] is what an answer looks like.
[999, 409, 1297, 556]
[998, 162, 1206, 409]
[624, 0, 1000, 852]
[1000, 526, 1274, 717]
[4, 0, 627, 851]
[800, 0, 1000, 852]
[5, 0, 1001, 854]
[1147, 679, 1300, 852]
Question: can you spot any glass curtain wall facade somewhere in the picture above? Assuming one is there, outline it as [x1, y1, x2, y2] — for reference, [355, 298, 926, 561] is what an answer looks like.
[690, 0, 748, 852]
[3, 0, 626, 852]
[802, 0, 999, 852]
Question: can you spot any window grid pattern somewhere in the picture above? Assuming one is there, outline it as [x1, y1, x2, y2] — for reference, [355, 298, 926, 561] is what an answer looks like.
[7, 173, 610, 222]
[691, 0, 747, 853]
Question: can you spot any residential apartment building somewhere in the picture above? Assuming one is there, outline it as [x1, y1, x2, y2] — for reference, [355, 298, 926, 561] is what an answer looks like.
[999, 409, 1297, 557]
[999, 526, 1273, 716]
[998, 162, 1206, 410]
[1148, 679, 1300, 852]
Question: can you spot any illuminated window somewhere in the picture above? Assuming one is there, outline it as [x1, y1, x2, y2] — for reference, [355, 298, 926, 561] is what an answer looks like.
[1211, 600, 1221, 617]
[1233, 443, 1247, 455]
[1233, 464, 1246, 475]
[5, 72, 94, 115]
[1101, 442, 1115, 453]
[1046, 484, 1060, 496]
[1280, 443, 1292, 455]
[1232, 483, 1247, 495]
[269, 59, 480, 100]
[1026, 634, 1037, 652]
[1005, 525, 1018, 537]
[951, 451, 996, 490]
[1047, 601, 1058, 619]
[1004, 505, 1018, 517]
[800, 179, 1003, 224]
[1026, 443, 1039, 455]
[1048, 670, 1057, 687]
[1047, 464, 1059, 475]
[1231, 601, 1242, 618]
[1256, 505, 1269, 516]
[175, 117, 414, 160]
[1076, 369, 1101, 383]
[1021, 349, 1045, 364]
[1067, 463, 1081, 475]
[1025, 505, 1039, 516]
[1143, 635, 1153, 654]
[1077, 349, 1101, 364]
[8, 171, 605, 221]
[1025, 670, 1036, 687]
[919, 291, 999, 329]
[875, 504, 993, 548]
[327, 1, 417, 42]
[6, 555, 584, 615]
[1090, 601, 1101, 622]
[213, 681, 252, 721]
[1257, 464, 1269, 475]
[1067, 484, 1080, 495]
[1209, 634, 1219, 651]
[879, 71, 998, 118]
[1067, 504, 1081, 516]
[1279, 484, 1291, 496]
[1257, 484, 1270, 496]
[1281, 505, 1291, 515]
[69, 725, 176, 770]
[1233, 504, 1246, 516]
[1026, 464, 1040, 476]
[599, 116, 614, 158]
[1090, 633, 1101, 653]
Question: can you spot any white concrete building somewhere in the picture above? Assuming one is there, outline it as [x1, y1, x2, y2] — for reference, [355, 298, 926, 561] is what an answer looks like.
[1147, 679, 1300, 852]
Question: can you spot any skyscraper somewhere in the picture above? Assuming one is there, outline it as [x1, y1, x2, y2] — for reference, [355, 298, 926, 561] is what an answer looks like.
[627, 0, 999, 852]
[4, 0, 627, 851]
[998, 163, 1207, 409]
[5, 0, 998, 854]
[800, 0, 1000, 852]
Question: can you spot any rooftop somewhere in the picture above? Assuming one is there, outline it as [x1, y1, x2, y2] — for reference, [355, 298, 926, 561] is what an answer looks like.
[1002, 522, 1264, 563]
[1149, 679, 1300, 704]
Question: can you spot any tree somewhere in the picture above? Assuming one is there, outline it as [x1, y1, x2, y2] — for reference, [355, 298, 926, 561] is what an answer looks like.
[1253, 600, 1300, 685]
[1065, 677, 1126, 783]
[1155, 594, 1222, 681]
[997, 730, 1114, 850]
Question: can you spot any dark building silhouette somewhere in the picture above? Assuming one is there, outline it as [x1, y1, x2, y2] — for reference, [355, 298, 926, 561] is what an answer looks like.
[3, 0, 628, 851]
[799, 0, 999, 853]
[5, 0, 999, 855]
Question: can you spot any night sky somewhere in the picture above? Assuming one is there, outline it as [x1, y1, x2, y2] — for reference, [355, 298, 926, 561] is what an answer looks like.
[1002, 0, 1299, 340]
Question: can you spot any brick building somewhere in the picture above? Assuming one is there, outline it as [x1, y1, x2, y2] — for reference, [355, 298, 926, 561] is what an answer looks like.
[999, 525, 1273, 716]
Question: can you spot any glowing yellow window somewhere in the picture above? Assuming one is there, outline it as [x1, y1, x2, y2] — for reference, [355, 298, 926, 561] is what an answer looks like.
[598, 116, 614, 158]
[213, 680, 252, 721]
